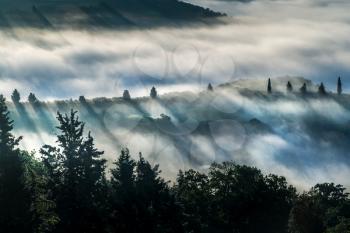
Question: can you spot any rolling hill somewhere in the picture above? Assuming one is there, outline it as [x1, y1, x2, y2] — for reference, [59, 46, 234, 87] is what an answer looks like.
[0, 0, 225, 29]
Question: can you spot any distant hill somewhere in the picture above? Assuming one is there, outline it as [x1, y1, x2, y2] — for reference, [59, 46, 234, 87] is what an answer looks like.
[0, 0, 226, 29]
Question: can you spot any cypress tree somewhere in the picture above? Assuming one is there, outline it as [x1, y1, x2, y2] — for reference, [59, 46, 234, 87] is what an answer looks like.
[287, 81, 293, 93]
[337, 77, 342, 95]
[267, 78, 272, 94]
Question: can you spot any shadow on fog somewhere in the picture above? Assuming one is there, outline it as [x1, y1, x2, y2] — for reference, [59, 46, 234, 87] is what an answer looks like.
[13, 102, 44, 143]
[79, 99, 120, 146]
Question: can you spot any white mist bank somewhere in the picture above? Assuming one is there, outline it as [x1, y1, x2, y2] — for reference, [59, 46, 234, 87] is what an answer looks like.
[8, 78, 350, 191]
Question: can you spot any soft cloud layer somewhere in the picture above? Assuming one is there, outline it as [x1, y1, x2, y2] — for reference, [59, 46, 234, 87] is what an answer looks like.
[1, 0, 350, 100]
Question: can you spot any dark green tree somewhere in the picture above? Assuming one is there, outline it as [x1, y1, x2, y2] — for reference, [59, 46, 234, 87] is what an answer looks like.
[287, 81, 293, 92]
[289, 183, 350, 233]
[40, 110, 107, 233]
[150, 86, 157, 99]
[123, 90, 131, 100]
[11, 89, 21, 103]
[135, 154, 183, 233]
[78, 95, 86, 103]
[175, 169, 211, 233]
[208, 162, 296, 233]
[318, 82, 327, 95]
[207, 83, 213, 91]
[109, 148, 137, 232]
[0, 95, 57, 233]
[300, 83, 307, 94]
[337, 77, 342, 95]
[28, 92, 38, 104]
[267, 78, 272, 94]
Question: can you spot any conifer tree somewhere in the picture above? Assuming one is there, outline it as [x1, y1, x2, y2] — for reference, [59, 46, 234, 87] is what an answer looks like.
[109, 149, 137, 232]
[207, 83, 213, 91]
[135, 154, 183, 233]
[300, 83, 307, 94]
[150, 86, 157, 99]
[11, 89, 21, 103]
[318, 82, 326, 95]
[40, 110, 107, 233]
[337, 77, 342, 95]
[28, 93, 38, 104]
[0, 95, 56, 232]
[287, 81, 293, 93]
[123, 90, 131, 100]
[267, 78, 272, 94]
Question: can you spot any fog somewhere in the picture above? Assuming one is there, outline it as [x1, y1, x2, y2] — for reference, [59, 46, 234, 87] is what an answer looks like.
[1, 0, 350, 189]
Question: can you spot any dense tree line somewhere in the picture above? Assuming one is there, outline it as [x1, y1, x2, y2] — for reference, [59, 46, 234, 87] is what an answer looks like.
[0, 95, 349, 233]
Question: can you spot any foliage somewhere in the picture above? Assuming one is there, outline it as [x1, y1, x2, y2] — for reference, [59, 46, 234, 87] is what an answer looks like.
[150, 86, 157, 98]
[123, 90, 131, 100]
[28, 92, 38, 104]
[11, 89, 21, 103]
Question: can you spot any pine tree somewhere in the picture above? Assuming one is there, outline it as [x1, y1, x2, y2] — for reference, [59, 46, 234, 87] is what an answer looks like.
[28, 93, 38, 104]
[207, 83, 213, 91]
[0, 95, 56, 232]
[267, 78, 272, 94]
[109, 149, 137, 232]
[11, 89, 21, 103]
[150, 87, 157, 99]
[123, 90, 131, 100]
[40, 110, 107, 233]
[337, 77, 342, 95]
[300, 83, 307, 94]
[0, 95, 22, 154]
[287, 81, 293, 93]
[318, 82, 326, 95]
[135, 154, 183, 233]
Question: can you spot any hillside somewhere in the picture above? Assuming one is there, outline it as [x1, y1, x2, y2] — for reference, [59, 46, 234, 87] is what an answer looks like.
[8, 77, 350, 188]
[0, 0, 225, 29]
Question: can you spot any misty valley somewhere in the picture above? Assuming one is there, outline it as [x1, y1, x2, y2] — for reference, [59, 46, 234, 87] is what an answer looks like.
[1, 0, 350, 232]
[9, 76, 350, 189]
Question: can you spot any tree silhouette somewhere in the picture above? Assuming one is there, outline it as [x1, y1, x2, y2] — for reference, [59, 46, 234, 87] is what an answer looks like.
[300, 83, 307, 94]
[109, 149, 137, 232]
[207, 83, 213, 91]
[28, 92, 38, 104]
[79, 95, 86, 103]
[287, 81, 293, 93]
[135, 154, 183, 233]
[318, 82, 327, 95]
[123, 90, 131, 100]
[40, 110, 107, 233]
[289, 183, 350, 233]
[267, 78, 272, 94]
[11, 89, 21, 103]
[150, 86, 157, 99]
[337, 77, 342, 95]
[0, 95, 57, 232]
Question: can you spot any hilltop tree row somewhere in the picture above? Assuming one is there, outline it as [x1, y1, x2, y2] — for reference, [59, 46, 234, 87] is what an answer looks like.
[267, 77, 344, 95]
